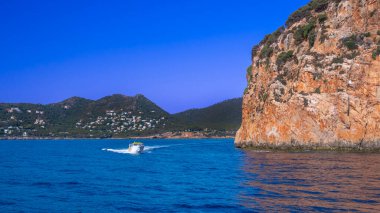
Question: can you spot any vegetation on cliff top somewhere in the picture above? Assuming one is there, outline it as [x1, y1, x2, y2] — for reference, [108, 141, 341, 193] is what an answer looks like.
[250, 0, 340, 69]
[293, 18, 316, 47]
[286, 0, 341, 27]
[251, 27, 285, 61]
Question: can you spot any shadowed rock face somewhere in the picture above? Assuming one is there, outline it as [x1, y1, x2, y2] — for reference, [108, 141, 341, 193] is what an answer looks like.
[235, 0, 380, 149]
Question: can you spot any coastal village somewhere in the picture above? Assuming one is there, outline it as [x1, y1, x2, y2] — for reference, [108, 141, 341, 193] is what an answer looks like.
[1, 107, 46, 137]
[0, 95, 241, 139]
[75, 110, 167, 133]
[0, 107, 167, 137]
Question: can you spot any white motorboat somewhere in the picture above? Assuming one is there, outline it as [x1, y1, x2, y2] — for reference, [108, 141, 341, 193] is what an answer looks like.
[128, 142, 144, 154]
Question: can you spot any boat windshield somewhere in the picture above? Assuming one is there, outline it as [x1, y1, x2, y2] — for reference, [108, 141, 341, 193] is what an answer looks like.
[132, 142, 143, 145]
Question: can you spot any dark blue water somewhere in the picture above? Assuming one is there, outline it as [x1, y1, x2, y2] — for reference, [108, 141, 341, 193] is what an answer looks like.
[0, 139, 379, 212]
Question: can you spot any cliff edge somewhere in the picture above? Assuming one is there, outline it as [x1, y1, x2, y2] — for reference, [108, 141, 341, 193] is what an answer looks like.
[235, 0, 380, 150]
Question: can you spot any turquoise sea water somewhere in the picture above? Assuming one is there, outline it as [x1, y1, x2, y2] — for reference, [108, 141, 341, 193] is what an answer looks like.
[0, 139, 379, 212]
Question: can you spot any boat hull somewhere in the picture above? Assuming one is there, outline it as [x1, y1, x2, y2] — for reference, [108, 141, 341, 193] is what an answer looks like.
[128, 144, 144, 154]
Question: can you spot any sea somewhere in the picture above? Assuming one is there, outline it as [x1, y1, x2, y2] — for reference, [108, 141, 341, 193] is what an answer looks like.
[0, 139, 379, 212]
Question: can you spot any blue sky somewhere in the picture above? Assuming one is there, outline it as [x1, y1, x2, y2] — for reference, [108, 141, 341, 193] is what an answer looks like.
[0, 0, 309, 113]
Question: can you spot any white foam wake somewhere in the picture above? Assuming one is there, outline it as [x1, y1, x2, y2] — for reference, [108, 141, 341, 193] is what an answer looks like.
[102, 145, 175, 155]
[102, 148, 135, 154]
[144, 145, 171, 151]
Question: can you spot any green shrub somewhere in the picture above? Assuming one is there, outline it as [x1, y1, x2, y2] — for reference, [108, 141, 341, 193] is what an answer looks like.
[372, 46, 380, 60]
[345, 41, 357, 50]
[244, 87, 249, 94]
[259, 91, 268, 102]
[344, 51, 359, 60]
[372, 51, 377, 60]
[320, 27, 329, 43]
[267, 27, 285, 44]
[251, 45, 260, 60]
[259, 27, 284, 47]
[318, 13, 328, 23]
[260, 45, 273, 59]
[286, 6, 312, 27]
[294, 27, 305, 44]
[246, 65, 253, 81]
[308, 29, 316, 47]
[377, 30, 380, 36]
[286, 0, 329, 27]
[265, 58, 270, 70]
[261, 34, 272, 44]
[362, 32, 371, 37]
[312, 72, 322, 80]
[255, 27, 284, 60]
[309, 0, 329, 12]
[303, 19, 316, 38]
[332, 56, 344, 64]
[303, 98, 309, 107]
[320, 34, 328, 43]
[275, 73, 287, 85]
[370, 9, 377, 17]
[341, 35, 358, 50]
[314, 87, 321, 94]
[276, 51, 294, 67]
[294, 19, 316, 45]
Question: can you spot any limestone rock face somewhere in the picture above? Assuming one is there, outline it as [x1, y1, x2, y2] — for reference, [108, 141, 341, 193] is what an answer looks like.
[235, 0, 380, 149]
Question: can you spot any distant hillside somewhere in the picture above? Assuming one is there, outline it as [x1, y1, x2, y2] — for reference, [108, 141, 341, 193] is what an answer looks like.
[0, 95, 242, 138]
[0, 94, 170, 138]
[173, 98, 242, 131]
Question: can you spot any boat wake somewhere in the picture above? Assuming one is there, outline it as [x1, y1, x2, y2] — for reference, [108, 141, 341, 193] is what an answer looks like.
[102, 148, 135, 154]
[102, 145, 175, 155]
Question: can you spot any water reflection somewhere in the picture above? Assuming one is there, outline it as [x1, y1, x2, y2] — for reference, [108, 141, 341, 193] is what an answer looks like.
[239, 151, 380, 212]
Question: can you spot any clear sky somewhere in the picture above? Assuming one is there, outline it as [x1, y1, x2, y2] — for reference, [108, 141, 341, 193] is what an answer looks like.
[0, 0, 309, 113]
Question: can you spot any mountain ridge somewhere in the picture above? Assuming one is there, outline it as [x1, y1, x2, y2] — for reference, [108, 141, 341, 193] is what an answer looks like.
[0, 94, 242, 138]
[174, 98, 242, 131]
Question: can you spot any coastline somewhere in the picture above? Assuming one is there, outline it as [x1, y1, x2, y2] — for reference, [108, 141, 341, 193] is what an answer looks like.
[235, 141, 380, 152]
[0, 130, 236, 140]
[0, 135, 235, 140]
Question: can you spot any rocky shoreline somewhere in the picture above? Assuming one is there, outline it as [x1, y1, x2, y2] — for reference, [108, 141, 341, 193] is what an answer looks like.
[235, 140, 380, 152]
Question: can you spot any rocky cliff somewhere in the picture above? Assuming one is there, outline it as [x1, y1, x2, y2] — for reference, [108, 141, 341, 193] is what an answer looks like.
[235, 0, 380, 150]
